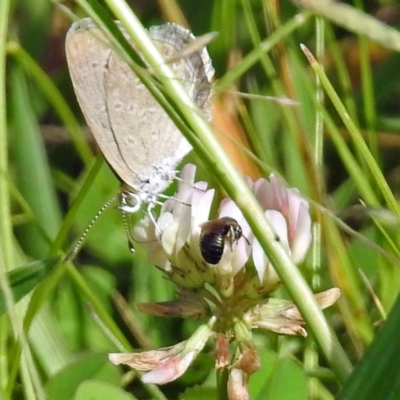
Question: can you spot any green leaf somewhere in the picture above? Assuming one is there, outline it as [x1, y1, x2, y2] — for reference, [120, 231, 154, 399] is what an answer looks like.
[45, 352, 121, 400]
[75, 380, 138, 400]
[337, 293, 400, 400]
[179, 385, 217, 400]
[250, 348, 307, 400]
[0, 256, 60, 316]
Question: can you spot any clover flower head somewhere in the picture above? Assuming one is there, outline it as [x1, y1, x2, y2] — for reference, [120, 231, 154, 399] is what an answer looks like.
[133, 164, 312, 293]
[110, 164, 339, 393]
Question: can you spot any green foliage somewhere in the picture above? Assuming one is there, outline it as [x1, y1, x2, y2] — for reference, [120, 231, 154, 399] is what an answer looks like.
[0, 257, 59, 316]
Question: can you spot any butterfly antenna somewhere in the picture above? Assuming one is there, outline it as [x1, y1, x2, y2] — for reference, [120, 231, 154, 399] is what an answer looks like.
[121, 210, 136, 253]
[65, 197, 117, 262]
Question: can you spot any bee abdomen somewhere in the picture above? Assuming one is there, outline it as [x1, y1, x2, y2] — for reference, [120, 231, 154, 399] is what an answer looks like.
[200, 232, 225, 264]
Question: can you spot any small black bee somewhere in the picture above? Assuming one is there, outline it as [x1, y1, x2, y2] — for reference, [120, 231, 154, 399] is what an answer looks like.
[199, 217, 243, 265]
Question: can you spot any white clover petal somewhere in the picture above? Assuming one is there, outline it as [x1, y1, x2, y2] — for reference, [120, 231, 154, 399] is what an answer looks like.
[218, 199, 251, 274]
[219, 198, 242, 219]
[231, 238, 250, 275]
[133, 215, 156, 244]
[252, 237, 269, 281]
[163, 164, 206, 217]
[179, 163, 197, 186]
[173, 201, 192, 255]
[161, 215, 180, 260]
[251, 210, 288, 281]
[265, 210, 290, 253]
[218, 199, 250, 237]
[190, 188, 215, 240]
[290, 202, 312, 263]
[149, 245, 171, 271]
[158, 212, 174, 232]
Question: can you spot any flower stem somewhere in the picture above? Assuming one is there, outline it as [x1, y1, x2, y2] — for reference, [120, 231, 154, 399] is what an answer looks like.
[216, 367, 229, 400]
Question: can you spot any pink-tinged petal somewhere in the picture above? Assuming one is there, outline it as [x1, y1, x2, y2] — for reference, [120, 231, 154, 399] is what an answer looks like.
[255, 318, 308, 337]
[244, 300, 308, 337]
[254, 175, 288, 212]
[109, 346, 184, 370]
[244, 175, 255, 187]
[281, 288, 341, 320]
[137, 316, 217, 385]
[287, 189, 307, 232]
[233, 348, 261, 376]
[245, 289, 339, 337]
[252, 175, 312, 267]
[314, 288, 341, 309]
[267, 175, 285, 211]
[108, 318, 217, 386]
[141, 351, 195, 385]
[251, 178, 271, 209]
[216, 334, 230, 369]
[286, 189, 300, 225]
[227, 369, 250, 400]
[250, 174, 266, 194]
